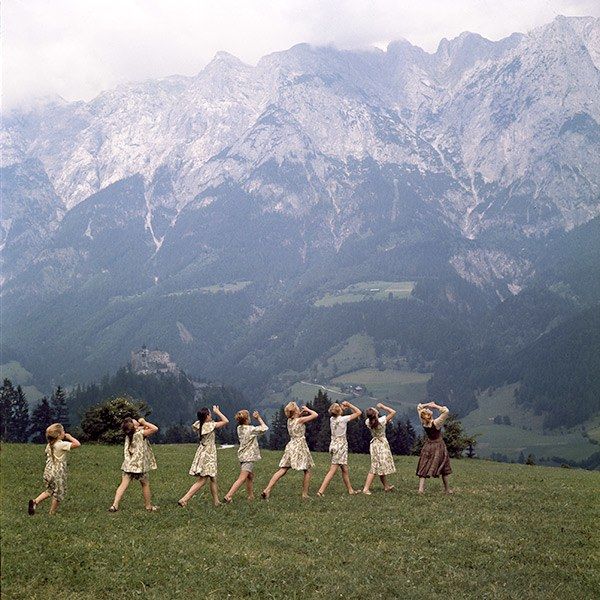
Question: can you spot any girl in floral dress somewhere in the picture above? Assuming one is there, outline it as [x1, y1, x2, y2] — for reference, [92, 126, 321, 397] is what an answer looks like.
[316, 401, 362, 497]
[28, 423, 81, 515]
[109, 417, 159, 512]
[416, 402, 453, 494]
[223, 410, 268, 503]
[178, 405, 229, 508]
[362, 402, 397, 495]
[261, 402, 317, 500]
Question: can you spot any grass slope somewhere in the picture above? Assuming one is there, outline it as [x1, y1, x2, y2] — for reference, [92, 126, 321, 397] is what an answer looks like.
[464, 386, 597, 461]
[2, 444, 599, 599]
[314, 281, 415, 306]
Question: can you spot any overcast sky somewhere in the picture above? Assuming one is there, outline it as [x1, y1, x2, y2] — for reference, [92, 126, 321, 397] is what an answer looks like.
[2, 0, 598, 110]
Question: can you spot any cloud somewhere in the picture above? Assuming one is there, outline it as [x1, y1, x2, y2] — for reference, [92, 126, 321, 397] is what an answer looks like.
[2, 0, 598, 110]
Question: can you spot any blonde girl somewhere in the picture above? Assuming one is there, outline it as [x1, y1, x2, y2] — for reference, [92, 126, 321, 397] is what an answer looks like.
[223, 410, 268, 503]
[362, 402, 397, 495]
[261, 402, 317, 500]
[178, 405, 229, 507]
[316, 401, 362, 497]
[28, 423, 81, 515]
[416, 402, 452, 494]
[109, 416, 159, 512]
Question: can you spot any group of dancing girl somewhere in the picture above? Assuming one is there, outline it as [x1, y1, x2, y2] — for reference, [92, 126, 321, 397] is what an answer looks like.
[27, 399, 453, 515]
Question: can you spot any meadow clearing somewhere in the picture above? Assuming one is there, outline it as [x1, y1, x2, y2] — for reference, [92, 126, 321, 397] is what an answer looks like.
[1, 444, 599, 599]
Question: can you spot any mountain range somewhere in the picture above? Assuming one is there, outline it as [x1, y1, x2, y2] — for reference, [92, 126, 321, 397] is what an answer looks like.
[1, 16, 599, 437]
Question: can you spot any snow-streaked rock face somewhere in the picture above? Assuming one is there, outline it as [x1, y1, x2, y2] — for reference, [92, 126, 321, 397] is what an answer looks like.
[1, 16, 599, 293]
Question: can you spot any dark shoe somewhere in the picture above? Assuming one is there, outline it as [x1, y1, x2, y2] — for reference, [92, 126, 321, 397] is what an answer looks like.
[28, 499, 36, 515]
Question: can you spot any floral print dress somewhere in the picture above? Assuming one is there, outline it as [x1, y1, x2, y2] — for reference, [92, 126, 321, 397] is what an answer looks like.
[189, 421, 218, 477]
[43, 440, 72, 502]
[121, 429, 157, 477]
[366, 416, 396, 475]
[278, 418, 315, 471]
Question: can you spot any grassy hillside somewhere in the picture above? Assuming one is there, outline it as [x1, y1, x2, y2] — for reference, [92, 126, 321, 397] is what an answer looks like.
[463, 385, 597, 461]
[2, 444, 599, 599]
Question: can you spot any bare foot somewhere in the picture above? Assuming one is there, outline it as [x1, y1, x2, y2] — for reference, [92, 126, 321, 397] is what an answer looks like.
[384, 485, 395, 492]
[247, 495, 255, 501]
[362, 489, 372, 495]
[350, 489, 361, 495]
[302, 494, 311, 500]
[177, 499, 187, 507]
[444, 489, 454, 495]
[316, 491, 324, 498]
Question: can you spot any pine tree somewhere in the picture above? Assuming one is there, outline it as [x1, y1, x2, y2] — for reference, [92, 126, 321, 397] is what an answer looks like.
[518, 451, 526, 464]
[50, 386, 70, 428]
[390, 418, 417, 455]
[0, 379, 16, 441]
[441, 414, 476, 458]
[268, 406, 288, 450]
[525, 453, 536, 466]
[30, 397, 53, 443]
[10, 386, 30, 442]
[347, 416, 370, 454]
[306, 390, 331, 451]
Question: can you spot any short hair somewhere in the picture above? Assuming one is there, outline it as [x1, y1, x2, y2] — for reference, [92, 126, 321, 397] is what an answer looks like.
[235, 410, 250, 425]
[284, 402, 298, 418]
[329, 403, 343, 416]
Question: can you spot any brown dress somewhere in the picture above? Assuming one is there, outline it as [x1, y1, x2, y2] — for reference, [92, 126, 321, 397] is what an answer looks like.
[416, 423, 452, 478]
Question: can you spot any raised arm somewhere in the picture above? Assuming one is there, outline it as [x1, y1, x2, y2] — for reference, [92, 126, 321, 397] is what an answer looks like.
[64, 432, 81, 449]
[433, 405, 450, 428]
[252, 410, 269, 433]
[139, 418, 159, 437]
[342, 400, 362, 422]
[376, 402, 396, 423]
[212, 405, 230, 429]
[298, 406, 318, 424]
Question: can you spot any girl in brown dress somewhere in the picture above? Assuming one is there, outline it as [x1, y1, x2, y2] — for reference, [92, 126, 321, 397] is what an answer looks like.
[261, 402, 317, 500]
[109, 417, 159, 512]
[416, 402, 452, 494]
[178, 405, 229, 507]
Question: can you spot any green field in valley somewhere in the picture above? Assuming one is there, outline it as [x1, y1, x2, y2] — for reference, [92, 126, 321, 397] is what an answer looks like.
[2, 444, 599, 599]
[332, 368, 431, 412]
[463, 385, 597, 461]
[314, 281, 415, 307]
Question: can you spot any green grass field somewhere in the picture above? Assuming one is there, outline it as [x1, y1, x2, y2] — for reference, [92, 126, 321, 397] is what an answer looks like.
[314, 281, 415, 307]
[332, 368, 431, 411]
[463, 386, 597, 461]
[2, 444, 599, 599]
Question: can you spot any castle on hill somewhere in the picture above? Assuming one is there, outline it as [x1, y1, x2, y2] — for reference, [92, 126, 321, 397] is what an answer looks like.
[130, 345, 179, 375]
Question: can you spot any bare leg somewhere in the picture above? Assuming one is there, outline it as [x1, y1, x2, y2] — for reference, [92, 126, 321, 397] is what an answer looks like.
[140, 479, 155, 509]
[340, 465, 357, 494]
[179, 477, 207, 505]
[112, 474, 131, 509]
[209, 478, 221, 506]
[442, 475, 453, 494]
[224, 470, 250, 501]
[318, 464, 339, 495]
[302, 469, 312, 499]
[49, 498, 60, 514]
[33, 491, 51, 505]
[363, 472, 376, 494]
[418, 477, 426, 494]
[380, 475, 395, 491]
[245, 472, 254, 500]
[262, 468, 289, 498]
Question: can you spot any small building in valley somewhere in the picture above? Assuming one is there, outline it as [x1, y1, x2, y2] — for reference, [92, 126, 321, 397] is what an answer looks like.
[131, 345, 179, 375]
